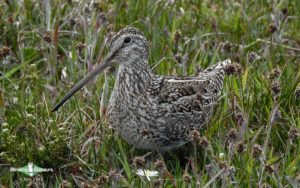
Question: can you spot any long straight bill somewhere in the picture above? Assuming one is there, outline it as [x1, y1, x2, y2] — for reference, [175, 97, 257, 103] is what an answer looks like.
[52, 56, 112, 112]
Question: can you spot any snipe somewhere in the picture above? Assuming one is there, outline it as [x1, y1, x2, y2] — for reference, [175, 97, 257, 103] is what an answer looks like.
[52, 27, 231, 152]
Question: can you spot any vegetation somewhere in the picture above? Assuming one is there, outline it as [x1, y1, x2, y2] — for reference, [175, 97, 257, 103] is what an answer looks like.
[0, 0, 299, 187]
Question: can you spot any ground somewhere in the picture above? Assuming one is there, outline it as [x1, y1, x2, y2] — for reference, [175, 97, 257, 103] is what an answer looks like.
[0, 0, 300, 187]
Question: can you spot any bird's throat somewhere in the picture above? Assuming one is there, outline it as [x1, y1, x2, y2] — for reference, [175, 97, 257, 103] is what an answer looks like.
[108, 61, 152, 109]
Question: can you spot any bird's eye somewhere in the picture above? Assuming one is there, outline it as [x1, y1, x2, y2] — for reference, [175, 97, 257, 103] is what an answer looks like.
[124, 37, 132, 44]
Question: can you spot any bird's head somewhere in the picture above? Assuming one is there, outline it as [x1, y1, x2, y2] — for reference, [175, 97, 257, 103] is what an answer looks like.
[51, 27, 148, 111]
[108, 27, 148, 65]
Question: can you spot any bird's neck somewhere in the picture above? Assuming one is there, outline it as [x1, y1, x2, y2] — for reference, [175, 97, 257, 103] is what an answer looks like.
[115, 60, 152, 95]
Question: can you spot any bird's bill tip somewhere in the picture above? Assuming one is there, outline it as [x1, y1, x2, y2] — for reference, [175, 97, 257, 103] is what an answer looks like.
[51, 56, 112, 112]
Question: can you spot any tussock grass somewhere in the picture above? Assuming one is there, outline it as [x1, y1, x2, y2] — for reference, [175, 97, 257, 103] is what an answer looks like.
[0, 0, 299, 187]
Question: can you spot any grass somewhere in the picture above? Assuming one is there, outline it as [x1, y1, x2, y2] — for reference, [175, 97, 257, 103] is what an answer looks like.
[0, 0, 300, 187]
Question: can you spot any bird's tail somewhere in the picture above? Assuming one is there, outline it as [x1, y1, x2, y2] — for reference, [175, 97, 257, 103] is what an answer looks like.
[199, 59, 232, 99]
[203, 59, 232, 73]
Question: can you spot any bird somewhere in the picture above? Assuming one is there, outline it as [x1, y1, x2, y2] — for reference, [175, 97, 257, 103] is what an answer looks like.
[52, 27, 232, 152]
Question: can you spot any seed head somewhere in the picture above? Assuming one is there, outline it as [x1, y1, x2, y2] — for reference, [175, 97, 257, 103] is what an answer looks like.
[7, 15, 13, 24]
[174, 53, 183, 64]
[223, 42, 232, 53]
[271, 80, 281, 96]
[288, 127, 299, 142]
[227, 128, 238, 142]
[294, 86, 300, 99]
[269, 23, 278, 34]
[61, 180, 72, 188]
[268, 67, 282, 80]
[76, 43, 86, 54]
[98, 13, 107, 23]
[235, 112, 245, 127]
[133, 156, 145, 168]
[248, 51, 258, 63]
[0, 47, 9, 60]
[182, 172, 192, 184]
[252, 144, 263, 159]
[205, 163, 213, 174]
[195, 65, 203, 76]
[84, 5, 90, 15]
[70, 164, 82, 174]
[190, 130, 201, 142]
[236, 142, 246, 153]
[210, 18, 217, 30]
[1, 46, 10, 57]
[199, 136, 210, 149]
[153, 178, 163, 187]
[173, 30, 181, 53]
[224, 63, 244, 76]
[224, 64, 235, 74]
[265, 164, 274, 174]
[271, 108, 281, 122]
[0, 47, 10, 60]
[43, 32, 52, 43]
[154, 159, 165, 172]
[109, 170, 122, 181]
[97, 175, 109, 186]
[218, 161, 228, 169]
[173, 30, 181, 44]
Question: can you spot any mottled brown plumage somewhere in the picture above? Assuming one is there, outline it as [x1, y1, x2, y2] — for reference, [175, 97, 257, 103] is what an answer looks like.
[52, 27, 231, 152]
